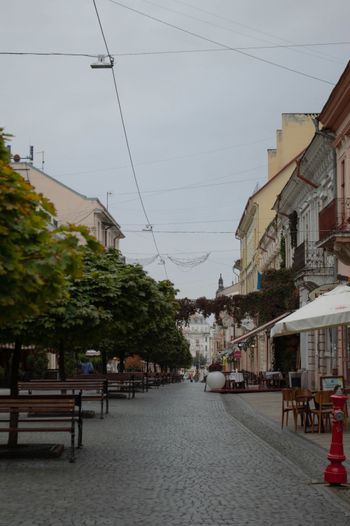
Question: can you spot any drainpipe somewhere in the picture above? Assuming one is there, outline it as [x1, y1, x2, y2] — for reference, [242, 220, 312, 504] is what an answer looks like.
[331, 146, 338, 281]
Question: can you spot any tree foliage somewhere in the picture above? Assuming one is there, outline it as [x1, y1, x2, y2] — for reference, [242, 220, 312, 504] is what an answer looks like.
[0, 129, 100, 326]
[176, 268, 298, 326]
[31, 248, 191, 375]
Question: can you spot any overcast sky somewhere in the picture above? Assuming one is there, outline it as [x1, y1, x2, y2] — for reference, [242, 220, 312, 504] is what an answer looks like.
[1, 0, 350, 298]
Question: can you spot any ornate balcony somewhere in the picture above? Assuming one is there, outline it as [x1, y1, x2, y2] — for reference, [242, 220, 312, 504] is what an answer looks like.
[318, 198, 350, 264]
[293, 241, 334, 273]
[319, 198, 350, 241]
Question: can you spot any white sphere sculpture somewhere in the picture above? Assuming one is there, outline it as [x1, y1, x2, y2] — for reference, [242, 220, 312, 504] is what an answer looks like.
[206, 371, 226, 390]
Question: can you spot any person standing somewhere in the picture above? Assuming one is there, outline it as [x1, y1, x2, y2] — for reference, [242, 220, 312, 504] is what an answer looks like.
[80, 359, 94, 375]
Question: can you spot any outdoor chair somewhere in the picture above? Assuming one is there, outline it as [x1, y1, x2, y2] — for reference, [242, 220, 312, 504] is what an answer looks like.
[310, 391, 332, 433]
[281, 388, 296, 430]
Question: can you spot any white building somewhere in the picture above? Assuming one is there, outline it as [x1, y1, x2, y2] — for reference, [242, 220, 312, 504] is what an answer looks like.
[182, 313, 214, 366]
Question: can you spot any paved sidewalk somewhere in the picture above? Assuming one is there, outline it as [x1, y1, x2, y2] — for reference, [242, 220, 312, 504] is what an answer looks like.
[221, 389, 350, 510]
[1, 383, 350, 526]
[234, 390, 350, 459]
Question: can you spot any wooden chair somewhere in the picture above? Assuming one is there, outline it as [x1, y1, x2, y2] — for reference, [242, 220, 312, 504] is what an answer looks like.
[310, 391, 332, 433]
[281, 389, 296, 430]
[294, 388, 313, 432]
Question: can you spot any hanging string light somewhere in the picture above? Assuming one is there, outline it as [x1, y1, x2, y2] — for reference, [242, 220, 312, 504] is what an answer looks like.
[125, 253, 210, 269]
[126, 255, 158, 266]
[167, 253, 210, 268]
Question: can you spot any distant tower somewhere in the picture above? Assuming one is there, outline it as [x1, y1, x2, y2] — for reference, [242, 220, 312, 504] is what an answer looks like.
[216, 273, 224, 296]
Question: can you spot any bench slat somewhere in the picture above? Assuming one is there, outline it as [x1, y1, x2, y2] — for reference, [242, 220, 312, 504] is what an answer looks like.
[17, 381, 108, 418]
[0, 396, 79, 462]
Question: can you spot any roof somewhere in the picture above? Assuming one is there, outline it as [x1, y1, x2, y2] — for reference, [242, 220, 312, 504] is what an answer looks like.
[236, 150, 305, 238]
[318, 61, 350, 130]
[13, 162, 124, 236]
[272, 130, 334, 214]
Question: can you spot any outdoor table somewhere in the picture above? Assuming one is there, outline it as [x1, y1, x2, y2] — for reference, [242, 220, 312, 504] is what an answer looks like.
[265, 371, 283, 387]
[227, 372, 244, 389]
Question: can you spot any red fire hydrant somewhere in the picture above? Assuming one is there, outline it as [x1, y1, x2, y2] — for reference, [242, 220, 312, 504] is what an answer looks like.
[324, 388, 348, 485]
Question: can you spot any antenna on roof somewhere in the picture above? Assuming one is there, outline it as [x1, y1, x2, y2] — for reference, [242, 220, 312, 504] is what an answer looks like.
[36, 150, 45, 171]
[12, 145, 35, 164]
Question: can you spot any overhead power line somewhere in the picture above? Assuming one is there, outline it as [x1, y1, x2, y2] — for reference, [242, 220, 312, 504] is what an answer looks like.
[111, 41, 350, 57]
[53, 138, 270, 180]
[124, 229, 234, 234]
[111, 169, 266, 198]
[124, 248, 240, 255]
[0, 51, 96, 57]
[169, 0, 343, 63]
[141, 0, 342, 64]
[107, 0, 335, 85]
[1, 41, 349, 58]
[91, 0, 168, 279]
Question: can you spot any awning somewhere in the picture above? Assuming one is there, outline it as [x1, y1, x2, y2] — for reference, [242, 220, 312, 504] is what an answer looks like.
[230, 312, 291, 346]
[271, 284, 350, 337]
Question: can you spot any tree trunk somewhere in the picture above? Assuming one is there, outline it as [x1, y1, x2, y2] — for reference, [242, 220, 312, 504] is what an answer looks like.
[58, 342, 66, 381]
[118, 352, 125, 373]
[8, 339, 22, 447]
[101, 350, 107, 375]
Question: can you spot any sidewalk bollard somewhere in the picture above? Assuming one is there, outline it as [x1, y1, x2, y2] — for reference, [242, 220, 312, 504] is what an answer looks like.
[324, 387, 348, 486]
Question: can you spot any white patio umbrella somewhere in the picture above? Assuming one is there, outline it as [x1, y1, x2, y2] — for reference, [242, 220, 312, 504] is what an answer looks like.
[85, 349, 101, 357]
[271, 284, 350, 337]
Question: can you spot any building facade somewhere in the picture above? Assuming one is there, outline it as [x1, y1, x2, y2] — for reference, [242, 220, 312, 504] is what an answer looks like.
[271, 130, 338, 388]
[182, 313, 214, 367]
[317, 61, 350, 385]
[12, 162, 124, 249]
[236, 114, 317, 295]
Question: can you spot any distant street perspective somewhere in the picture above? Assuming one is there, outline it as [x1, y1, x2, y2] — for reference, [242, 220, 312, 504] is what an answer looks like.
[2, 2, 350, 526]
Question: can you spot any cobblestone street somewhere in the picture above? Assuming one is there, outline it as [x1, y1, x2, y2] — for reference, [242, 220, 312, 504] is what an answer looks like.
[1, 383, 350, 526]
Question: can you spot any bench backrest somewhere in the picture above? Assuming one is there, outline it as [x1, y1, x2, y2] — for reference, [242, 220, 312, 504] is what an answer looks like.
[0, 396, 76, 413]
[18, 380, 106, 392]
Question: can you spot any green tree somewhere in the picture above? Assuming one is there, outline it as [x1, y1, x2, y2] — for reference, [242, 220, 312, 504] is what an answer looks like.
[0, 129, 100, 445]
[32, 247, 118, 379]
[31, 250, 182, 377]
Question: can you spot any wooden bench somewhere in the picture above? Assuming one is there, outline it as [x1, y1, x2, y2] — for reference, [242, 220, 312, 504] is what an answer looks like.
[89, 373, 145, 399]
[127, 372, 146, 393]
[0, 395, 79, 462]
[103, 373, 136, 400]
[145, 373, 161, 389]
[65, 379, 108, 417]
[18, 379, 108, 419]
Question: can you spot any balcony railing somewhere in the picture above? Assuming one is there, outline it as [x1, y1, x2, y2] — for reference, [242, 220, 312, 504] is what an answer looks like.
[319, 198, 350, 240]
[293, 241, 334, 272]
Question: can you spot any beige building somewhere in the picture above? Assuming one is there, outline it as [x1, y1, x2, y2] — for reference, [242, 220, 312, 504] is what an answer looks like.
[13, 162, 124, 249]
[236, 114, 317, 295]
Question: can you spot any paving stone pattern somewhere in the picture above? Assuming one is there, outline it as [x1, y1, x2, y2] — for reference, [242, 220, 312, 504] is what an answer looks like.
[1, 383, 350, 526]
